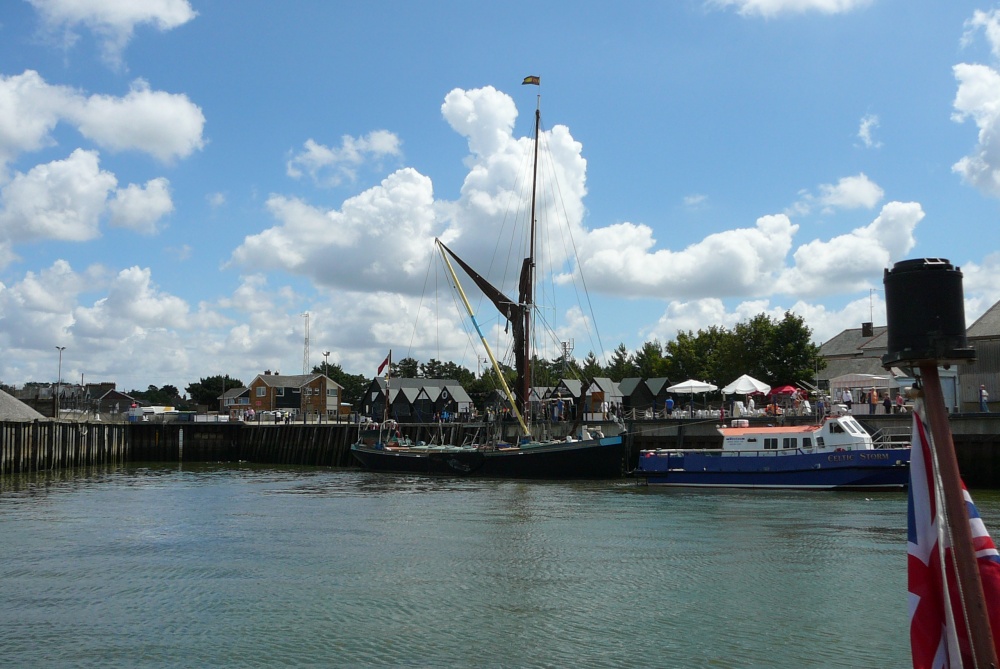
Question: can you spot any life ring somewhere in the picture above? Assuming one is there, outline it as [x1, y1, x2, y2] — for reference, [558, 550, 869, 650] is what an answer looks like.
[442, 389, 449, 400]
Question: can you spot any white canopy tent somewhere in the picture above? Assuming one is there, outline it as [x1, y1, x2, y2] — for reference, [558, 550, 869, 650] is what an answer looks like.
[667, 379, 718, 414]
[720, 374, 771, 396]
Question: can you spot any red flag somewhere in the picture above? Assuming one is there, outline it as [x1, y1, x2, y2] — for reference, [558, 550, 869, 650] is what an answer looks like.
[908, 408, 1000, 667]
[377, 353, 390, 376]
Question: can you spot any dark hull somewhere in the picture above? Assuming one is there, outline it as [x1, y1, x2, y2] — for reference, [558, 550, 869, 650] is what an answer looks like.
[635, 448, 910, 490]
[351, 436, 625, 480]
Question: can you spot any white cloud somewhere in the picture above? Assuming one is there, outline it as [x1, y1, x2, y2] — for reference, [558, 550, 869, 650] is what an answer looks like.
[69, 79, 205, 162]
[962, 8, 1000, 60]
[29, 0, 197, 68]
[207, 192, 226, 208]
[287, 130, 402, 187]
[817, 173, 884, 210]
[709, 0, 872, 18]
[108, 177, 173, 233]
[576, 214, 797, 299]
[777, 201, 923, 296]
[0, 149, 116, 247]
[0, 70, 74, 168]
[0, 70, 205, 168]
[74, 266, 191, 339]
[230, 167, 438, 292]
[857, 114, 881, 149]
[683, 193, 708, 208]
[952, 62, 1000, 197]
[790, 172, 884, 215]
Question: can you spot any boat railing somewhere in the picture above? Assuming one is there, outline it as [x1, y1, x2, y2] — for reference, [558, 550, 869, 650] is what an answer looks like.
[870, 425, 911, 449]
[644, 448, 811, 458]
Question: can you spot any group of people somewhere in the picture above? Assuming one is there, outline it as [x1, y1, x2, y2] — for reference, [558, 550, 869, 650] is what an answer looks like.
[839, 388, 906, 415]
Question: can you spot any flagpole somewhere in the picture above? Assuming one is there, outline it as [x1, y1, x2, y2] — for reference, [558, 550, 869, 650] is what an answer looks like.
[919, 363, 999, 668]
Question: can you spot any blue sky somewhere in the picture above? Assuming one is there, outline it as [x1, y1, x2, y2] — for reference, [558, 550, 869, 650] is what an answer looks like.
[1, 0, 1000, 393]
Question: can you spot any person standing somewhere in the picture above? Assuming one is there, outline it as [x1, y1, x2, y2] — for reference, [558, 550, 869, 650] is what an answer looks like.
[882, 392, 891, 415]
[842, 389, 853, 412]
[868, 388, 878, 415]
[895, 392, 905, 414]
[982, 385, 990, 412]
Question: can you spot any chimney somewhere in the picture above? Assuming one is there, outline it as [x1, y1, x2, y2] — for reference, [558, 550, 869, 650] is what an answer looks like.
[861, 322, 874, 338]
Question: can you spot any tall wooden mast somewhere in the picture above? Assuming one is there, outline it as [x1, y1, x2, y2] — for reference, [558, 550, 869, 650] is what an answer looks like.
[523, 101, 540, 424]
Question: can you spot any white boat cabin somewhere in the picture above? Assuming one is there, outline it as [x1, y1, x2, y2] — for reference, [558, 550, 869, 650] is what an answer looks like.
[718, 416, 874, 454]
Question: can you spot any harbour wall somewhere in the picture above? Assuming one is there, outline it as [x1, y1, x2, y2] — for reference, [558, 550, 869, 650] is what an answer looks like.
[0, 420, 129, 475]
[4, 415, 1000, 487]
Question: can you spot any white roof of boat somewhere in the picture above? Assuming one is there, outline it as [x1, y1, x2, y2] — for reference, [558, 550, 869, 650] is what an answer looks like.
[719, 423, 824, 435]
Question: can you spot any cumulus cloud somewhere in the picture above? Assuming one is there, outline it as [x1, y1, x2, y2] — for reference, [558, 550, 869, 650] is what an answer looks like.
[29, 0, 196, 68]
[230, 167, 438, 292]
[817, 173, 884, 210]
[287, 130, 402, 187]
[790, 172, 884, 215]
[777, 201, 923, 296]
[0, 70, 74, 168]
[952, 61, 1000, 196]
[0, 149, 116, 246]
[0, 71, 205, 168]
[577, 214, 797, 299]
[108, 177, 173, 233]
[74, 266, 191, 341]
[709, 0, 872, 18]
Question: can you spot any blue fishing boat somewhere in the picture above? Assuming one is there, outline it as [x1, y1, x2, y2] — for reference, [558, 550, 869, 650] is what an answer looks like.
[634, 414, 909, 489]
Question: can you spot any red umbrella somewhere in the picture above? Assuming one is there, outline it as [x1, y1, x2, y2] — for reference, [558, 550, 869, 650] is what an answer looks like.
[769, 385, 798, 396]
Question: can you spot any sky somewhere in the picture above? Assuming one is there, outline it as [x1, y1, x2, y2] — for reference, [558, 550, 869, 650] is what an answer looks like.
[2, 0, 1000, 394]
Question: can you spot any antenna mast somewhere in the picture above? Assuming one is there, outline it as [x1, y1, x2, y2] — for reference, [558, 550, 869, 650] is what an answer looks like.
[301, 312, 310, 374]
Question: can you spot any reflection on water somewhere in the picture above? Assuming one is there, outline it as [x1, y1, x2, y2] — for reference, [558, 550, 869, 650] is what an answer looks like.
[4, 464, 997, 668]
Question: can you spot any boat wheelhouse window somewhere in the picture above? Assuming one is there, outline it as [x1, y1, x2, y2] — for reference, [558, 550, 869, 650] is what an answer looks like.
[816, 437, 824, 447]
[843, 421, 863, 435]
[829, 423, 844, 433]
[803, 438, 812, 449]
[764, 438, 778, 450]
[782, 437, 796, 449]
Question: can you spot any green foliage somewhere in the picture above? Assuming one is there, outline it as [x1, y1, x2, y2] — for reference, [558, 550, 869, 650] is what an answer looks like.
[184, 375, 242, 407]
[580, 351, 604, 380]
[633, 340, 668, 379]
[605, 343, 637, 381]
[131, 383, 192, 408]
[394, 357, 419, 378]
[314, 362, 368, 408]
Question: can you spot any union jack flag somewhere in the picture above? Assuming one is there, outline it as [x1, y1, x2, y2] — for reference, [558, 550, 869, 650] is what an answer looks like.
[908, 408, 1000, 667]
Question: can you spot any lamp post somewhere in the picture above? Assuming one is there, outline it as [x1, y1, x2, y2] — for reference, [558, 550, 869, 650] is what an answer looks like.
[322, 351, 331, 422]
[55, 346, 65, 417]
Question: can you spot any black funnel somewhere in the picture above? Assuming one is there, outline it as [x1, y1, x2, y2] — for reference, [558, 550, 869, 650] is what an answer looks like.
[882, 258, 975, 368]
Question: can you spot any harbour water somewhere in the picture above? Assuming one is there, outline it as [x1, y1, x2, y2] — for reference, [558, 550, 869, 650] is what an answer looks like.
[3, 465, 996, 668]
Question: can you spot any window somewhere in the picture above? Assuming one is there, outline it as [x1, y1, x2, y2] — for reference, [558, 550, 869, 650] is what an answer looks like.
[803, 438, 812, 449]
[256, 387, 266, 397]
[764, 438, 778, 450]
[276, 388, 284, 397]
[782, 437, 796, 449]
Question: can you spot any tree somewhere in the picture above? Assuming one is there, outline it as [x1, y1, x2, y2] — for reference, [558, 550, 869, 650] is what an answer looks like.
[605, 343, 637, 381]
[314, 362, 368, 409]
[633, 340, 668, 379]
[185, 375, 243, 407]
[394, 357, 419, 379]
[130, 384, 191, 408]
[580, 351, 605, 380]
[767, 311, 825, 384]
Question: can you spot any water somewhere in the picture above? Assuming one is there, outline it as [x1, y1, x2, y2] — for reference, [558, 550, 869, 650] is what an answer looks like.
[3, 465, 995, 668]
